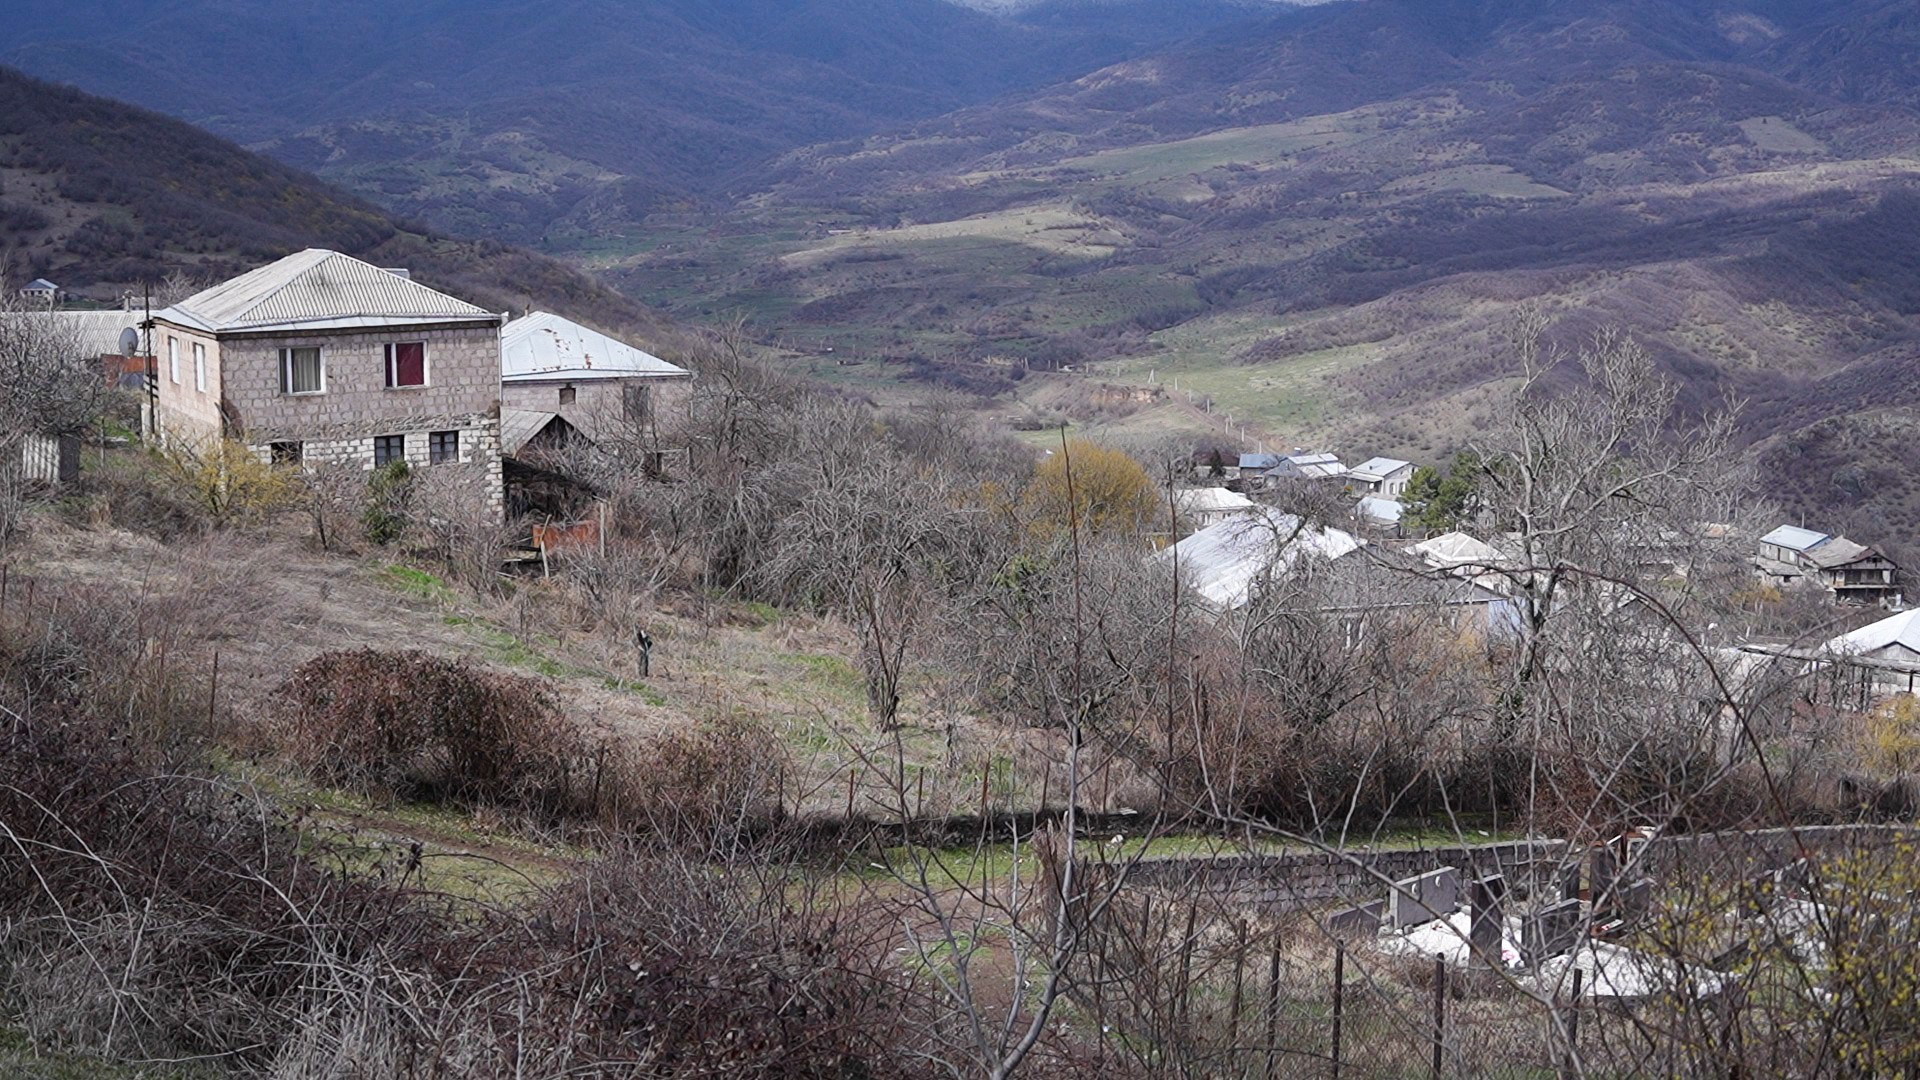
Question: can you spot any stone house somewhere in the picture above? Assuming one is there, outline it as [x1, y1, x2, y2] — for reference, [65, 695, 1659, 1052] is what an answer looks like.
[499, 311, 691, 467]
[1754, 524, 1899, 605]
[1348, 456, 1415, 498]
[145, 249, 505, 517]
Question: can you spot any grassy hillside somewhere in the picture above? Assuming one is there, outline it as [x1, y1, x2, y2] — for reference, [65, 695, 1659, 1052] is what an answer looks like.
[0, 68, 671, 345]
[586, 0, 1920, 543]
[0, 0, 1265, 243]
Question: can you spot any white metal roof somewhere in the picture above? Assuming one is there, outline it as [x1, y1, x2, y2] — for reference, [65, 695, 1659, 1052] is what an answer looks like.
[1824, 610, 1920, 659]
[1350, 457, 1412, 480]
[0, 310, 139, 356]
[153, 249, 495, 334]
[1760, 525, 1831, 552]
[1413, 531, 1506, 569]
[501, 311, 687, 382]
[1158, 506, 1364, 610]
[1173, 487, 1256, 517]
[22, 279, 57, 291]
[1355, 495, 1404, 525]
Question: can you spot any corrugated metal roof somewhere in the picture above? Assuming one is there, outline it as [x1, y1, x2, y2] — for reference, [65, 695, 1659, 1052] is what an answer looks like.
[1351, 457, 1412, 479]
[1239, 453, 1282, 470]
[1825, 610, 1920, 658]
[1158, 506, 1364, 610]
[1807, 537, 1874, 569]
[1356, 495, 1404, 524]
[1760, 525, 1830, 552]
[1173, 487, 1255, 516]
[155, 249, 494, 333]
[501, 311, 687, 382]
[0, 310, 139, 356]
[501, 408, 565, 455]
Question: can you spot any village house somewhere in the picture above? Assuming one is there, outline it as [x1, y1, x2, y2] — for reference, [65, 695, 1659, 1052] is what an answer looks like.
[1814, 609, 1920, 698]
[1754, 525, 1899, 605]
[1348, 456, 1415, 498]
[498, 311, 691, 465]
[1171, 486, 1256, 535]
[145, 249, 506, 517]
[18, 278, 59, 306]
[1263, 451, 1348, 484]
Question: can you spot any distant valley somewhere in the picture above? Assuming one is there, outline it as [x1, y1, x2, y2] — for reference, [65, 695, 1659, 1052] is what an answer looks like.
[6, 0, 1920, 551]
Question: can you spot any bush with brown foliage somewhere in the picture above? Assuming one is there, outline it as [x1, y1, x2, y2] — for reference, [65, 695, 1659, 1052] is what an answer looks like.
[274, 648, 586, 811]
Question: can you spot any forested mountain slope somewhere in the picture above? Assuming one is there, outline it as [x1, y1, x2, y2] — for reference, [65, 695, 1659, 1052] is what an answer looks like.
[0, 0, 1273, 242]
[0, 68, 670, 343]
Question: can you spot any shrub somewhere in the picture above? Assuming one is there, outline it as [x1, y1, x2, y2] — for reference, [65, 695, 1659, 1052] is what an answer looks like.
[361, 459, 412, 544]
[273, 648, 585, 810]
[601, 714, 788, 842]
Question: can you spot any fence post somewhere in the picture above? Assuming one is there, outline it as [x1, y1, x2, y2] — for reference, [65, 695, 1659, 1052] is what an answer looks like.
[1332, 943, 1344, 1080]
[1432, 955, 1446, 1079]
[1264, 933, 1282, 1078]
[207, 649, 219, 727]
[1565, 966, 1584, 1075]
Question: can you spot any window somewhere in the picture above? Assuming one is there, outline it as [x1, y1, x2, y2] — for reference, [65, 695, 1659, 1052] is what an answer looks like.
[280, 347, 324, 395]
[269, 441, 302, 466]
[373, 434, 405, 467]
[192, 342, 207, 392]
[558, 385, 576, 406]
[385, 342, 426, 388]
[622, 384, 651, 422]
[429, 430, 459, 465]
[167, 337, 179, 384]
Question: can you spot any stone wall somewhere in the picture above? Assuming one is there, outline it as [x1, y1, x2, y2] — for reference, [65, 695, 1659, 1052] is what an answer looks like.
[1101, 840, 1570, 916]
[1096, 826, 1920, 918]
[149, 322, 224, 446]
[501, 374, 692, 445]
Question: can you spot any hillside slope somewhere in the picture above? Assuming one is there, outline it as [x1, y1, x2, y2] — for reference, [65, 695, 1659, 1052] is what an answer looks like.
[0, 0, 1269, 243]
[0, 68, 670, 343]
[594, 0, 1920, 542]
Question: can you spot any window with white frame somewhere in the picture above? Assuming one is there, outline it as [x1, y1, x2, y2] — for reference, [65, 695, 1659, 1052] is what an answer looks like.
[384, 342, 427, 388]
[167, 337, 179, 384]
[279, 347, 324, 395]
[192, 342, 206, 392]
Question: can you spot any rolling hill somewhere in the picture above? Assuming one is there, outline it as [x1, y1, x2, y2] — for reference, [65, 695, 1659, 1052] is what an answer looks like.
[0, 67, 670, 344]
[576, 0, 1920, 549]
[0, 0, 1275, 244]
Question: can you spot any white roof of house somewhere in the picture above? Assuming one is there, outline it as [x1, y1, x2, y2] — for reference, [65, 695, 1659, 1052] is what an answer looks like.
[1159, 506, 1364, 610]
[0, 310, 140, 356]
[1350, 457, 1412, 480]
[501, 311, 687, 382]
[1823, 610, 1920, 661]
[1413, 531, 1505, 568]
[153, 249, 496, 334]
[22, 279, 57, 291]
[1760, 525, 1831, 552]
[1355, 495, 1404, 525]
[1173, 487, 1256, 517]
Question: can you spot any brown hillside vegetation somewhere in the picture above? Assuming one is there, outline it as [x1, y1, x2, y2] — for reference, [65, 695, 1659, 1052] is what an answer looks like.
[0, 67, 672, 346]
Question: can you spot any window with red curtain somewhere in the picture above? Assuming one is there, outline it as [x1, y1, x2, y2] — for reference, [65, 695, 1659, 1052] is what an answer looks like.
[386, 342, 426, 388]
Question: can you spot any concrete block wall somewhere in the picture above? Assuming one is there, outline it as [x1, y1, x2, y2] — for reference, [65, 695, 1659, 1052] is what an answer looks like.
[220, 323, 500, 439]
[150, 322, 224, 446]
[1105, 840, 1570, 916]
[501, 374, 692, 445]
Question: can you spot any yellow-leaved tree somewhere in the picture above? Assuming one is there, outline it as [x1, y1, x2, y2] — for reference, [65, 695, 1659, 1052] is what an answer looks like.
[1022, 438, 1158, 539]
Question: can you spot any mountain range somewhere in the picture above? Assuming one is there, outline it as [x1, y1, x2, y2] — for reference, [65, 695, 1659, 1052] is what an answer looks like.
[0, 0, 1274, 243]
[5, 0, 1920, 553]
[0, 67, 668, 343]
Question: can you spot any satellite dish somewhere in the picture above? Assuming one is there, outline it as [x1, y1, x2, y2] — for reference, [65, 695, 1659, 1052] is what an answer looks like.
[118, 327, 141, 356]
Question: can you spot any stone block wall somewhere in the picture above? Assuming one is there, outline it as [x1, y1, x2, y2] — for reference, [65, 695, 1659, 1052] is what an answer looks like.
[149, 322, 224, 446]
[219, 323, 500, 440]
[1103, 840, 1570, 916]
[500, 374, 692, 445]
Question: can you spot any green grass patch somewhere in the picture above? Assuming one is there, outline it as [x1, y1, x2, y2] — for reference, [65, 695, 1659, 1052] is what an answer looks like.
[383, 563, 455, 602]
